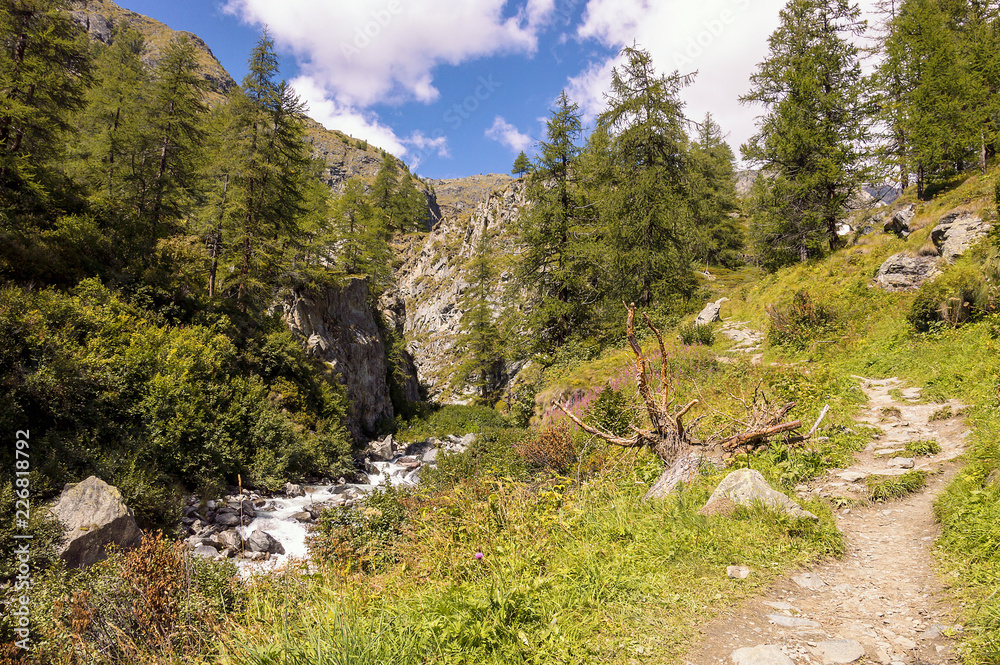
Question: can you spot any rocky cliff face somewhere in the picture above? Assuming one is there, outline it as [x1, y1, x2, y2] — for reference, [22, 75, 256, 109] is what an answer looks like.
[393, 178, 527, 399]
[276, 277, 419, 439]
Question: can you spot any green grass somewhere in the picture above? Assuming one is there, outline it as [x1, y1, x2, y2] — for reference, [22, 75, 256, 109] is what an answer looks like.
[224, 459, 843, 665]
[929, 405, 954, 421]
[865, 470, 928, 502]
[904, 439, 942, 456]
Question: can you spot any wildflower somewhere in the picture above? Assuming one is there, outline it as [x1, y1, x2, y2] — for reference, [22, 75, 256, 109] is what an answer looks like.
[474, 551, 484, 560]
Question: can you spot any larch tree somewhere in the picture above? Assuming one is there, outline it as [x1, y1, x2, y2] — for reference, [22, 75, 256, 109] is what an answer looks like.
[595, 45, 694, 307]
[222, 30, 310, 307]
[511, 150, 531, 177]
[516, 90, 595, 349]
[687, 113, 742, 269]
[741, 0, 870, 266]
[0, 0, 91, 211]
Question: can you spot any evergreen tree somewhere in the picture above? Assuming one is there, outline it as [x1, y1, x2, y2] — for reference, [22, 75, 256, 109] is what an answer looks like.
[145, 36, 206, 240]
[741, 0, 869, 265]
[370, 156, 399, 222]
[222, 30, 311, 307]
[594, 45, 694, 307]
[688, 113, 742, 268]
[511, 151, 531, 177]
[884, 0, 977, 197]
[75, 25, 147, 207]
[397, 172, 429, 232]
[332, 178, 391, 284]
[453, 220, 504, 403]
[516, 90, 594, 348]
[0, 0, 91, 210]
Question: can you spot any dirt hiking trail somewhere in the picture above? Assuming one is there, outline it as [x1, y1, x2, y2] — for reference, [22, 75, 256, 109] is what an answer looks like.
[683, 377, 970, 665]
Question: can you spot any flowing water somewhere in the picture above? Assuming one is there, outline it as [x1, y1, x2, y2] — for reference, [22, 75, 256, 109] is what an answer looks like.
[237, 458, 420, 574]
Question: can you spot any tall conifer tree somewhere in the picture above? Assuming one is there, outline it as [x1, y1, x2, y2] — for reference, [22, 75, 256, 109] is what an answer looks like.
[741, 0, 869, 266]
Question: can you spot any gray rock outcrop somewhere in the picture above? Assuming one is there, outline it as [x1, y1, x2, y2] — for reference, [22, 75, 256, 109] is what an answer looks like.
[50, 476, 142, 568]
[883, 204, 915, 237]
[276, 276, 419, 439]
[699, 469, 818, 520]
[392, 179, 528, 400]
[695, 298, 729, 326]
[874, 253, 941, 292]
[931, 210, 991, 263]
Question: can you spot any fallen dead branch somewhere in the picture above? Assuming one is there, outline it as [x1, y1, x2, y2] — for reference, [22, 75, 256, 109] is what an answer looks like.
[556, 303, 807, 500]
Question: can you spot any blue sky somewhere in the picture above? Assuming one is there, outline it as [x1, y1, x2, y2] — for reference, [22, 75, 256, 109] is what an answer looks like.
[120, 0, 873, 180]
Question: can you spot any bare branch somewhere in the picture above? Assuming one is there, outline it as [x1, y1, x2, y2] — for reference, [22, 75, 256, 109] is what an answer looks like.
[555, 401, 645, 448]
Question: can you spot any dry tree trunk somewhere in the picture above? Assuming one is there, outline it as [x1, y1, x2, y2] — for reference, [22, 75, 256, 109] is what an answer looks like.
[556, 303, 806, 501]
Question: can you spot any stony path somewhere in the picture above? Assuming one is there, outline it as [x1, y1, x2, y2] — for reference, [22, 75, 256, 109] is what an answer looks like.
[682, 377, 968, 665]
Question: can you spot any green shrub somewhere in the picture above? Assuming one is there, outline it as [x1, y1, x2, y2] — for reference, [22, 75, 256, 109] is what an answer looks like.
[514, 426, 576, 474]
[766, 290, 841, 350]
[678, 322, 715, 346]
[423, 428, 530, 488]
[583, 384, 634, 437]
[907, 264, 991, 333]
[396, 404, 512, 443]
[309, 485, 410, 572]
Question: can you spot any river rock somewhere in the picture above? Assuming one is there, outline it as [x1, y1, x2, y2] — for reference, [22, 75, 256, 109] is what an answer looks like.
[731, 645, 795, 665]
[284, 482, 304, 497]
[245, 529, 285, 555]
[931, 210, 991, 263]
[695, 297, 729, 326]
[369, 434, 397, 461]
[812, 639, 865, 664]
[874, 253, 941, 292]
[699, 469, 818, 520]
[50, 476, 142, 569]
[216, 530, 243, 550]
[214, 511, 243, 527]
[292, 511, 313, 523]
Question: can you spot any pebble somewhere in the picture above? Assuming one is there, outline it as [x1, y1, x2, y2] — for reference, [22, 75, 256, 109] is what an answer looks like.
[837, 471, 868, 482]
[887, 457, 915, 469]
[792, 572, 826, 590]
[728, 566, 751, 579]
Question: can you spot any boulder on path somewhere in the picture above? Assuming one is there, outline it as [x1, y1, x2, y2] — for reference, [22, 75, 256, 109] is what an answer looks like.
[50, 476, 142, 569]
[245, 529, 285, 555]
[883, 204, 915, 237]
[812, 639, 865, 664]
[874, 253, 941, 292]
[931, 210, 991, 263]
[699, 469, 818, 520]
[695, 297, 730, 327]
[731, 645, 795, 665]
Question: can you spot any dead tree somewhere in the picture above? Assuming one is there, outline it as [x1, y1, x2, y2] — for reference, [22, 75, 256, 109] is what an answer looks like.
[556, 303, 805, 500]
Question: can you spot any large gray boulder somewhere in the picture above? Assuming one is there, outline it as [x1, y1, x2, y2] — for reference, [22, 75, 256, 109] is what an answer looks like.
[369, 434, 397, 461]
[874, 253, 941, 292]
[245, 529, 285, 555]
[50, 476, 142, 568]
[883, 204, 915, 237]
[695, 297, 729, 327]
[699, 469, 817, 520]
[931, 210, 991, 263]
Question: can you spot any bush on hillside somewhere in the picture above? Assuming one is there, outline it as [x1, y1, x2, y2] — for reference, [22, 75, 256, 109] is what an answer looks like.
[514, 426, 576, 474]
[678, 322, 715, 346]
[766, 290, 841, 350]
[908, 262, 995, 332]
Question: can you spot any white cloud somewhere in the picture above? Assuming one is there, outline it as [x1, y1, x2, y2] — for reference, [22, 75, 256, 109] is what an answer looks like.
[485, 116, 534, 152]
[225, 0, 554, 107]
[292, 76, 407, 156]
[571, 0, 789, 159]
[294, 75, 451, 168]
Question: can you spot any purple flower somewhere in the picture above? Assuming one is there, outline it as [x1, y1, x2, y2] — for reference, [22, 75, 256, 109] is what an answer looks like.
[474, 552, 484, 560]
